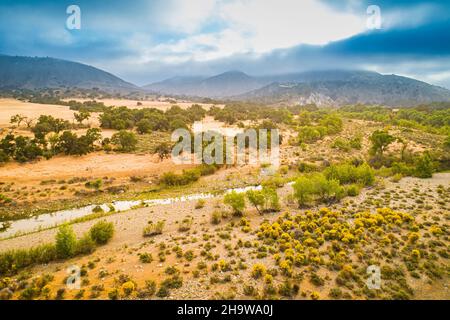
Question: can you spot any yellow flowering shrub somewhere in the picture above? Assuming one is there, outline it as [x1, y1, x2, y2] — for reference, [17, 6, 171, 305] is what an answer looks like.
[408, 232, 420, 243]
[121, 281, 136, 296]
[310, 291, 320, 300]
[411, 249, 421, 259]
[279, 260, 292, 276]
[430, 225, 443, 236]
[251, 263, 267, 279]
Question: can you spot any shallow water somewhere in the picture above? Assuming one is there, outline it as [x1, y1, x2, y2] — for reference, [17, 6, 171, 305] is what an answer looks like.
[0, 185, 263, 239]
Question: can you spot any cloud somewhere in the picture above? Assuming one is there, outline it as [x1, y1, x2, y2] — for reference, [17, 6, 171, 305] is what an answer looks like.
[157, 0, 218, 34]
[219, 0, 365, 49]
[1, 0, 450, 88]
[135, 0, 366, 65]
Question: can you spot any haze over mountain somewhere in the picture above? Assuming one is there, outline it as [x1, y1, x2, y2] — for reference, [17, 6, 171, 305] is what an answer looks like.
[144, 71, 265, 98]
[0, 55, 140, 93]
[145, 69, 450, 106]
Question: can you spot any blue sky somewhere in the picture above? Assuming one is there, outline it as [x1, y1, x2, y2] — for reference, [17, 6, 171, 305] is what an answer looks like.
[0, 0, 449, 87]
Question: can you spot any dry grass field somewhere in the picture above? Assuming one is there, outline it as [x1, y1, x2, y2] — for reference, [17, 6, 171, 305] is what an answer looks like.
[62, 98, 223, 111]
[0, 99, 90, 128]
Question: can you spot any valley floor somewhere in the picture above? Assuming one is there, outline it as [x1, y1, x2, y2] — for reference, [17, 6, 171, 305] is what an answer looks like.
[0, 173, 448, 300]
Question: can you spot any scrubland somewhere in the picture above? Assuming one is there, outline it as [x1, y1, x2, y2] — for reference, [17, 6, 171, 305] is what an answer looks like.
[0, 98, 448, 300]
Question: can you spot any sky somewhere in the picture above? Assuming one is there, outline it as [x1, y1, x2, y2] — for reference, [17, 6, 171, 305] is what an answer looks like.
[0, 0, 450, 88]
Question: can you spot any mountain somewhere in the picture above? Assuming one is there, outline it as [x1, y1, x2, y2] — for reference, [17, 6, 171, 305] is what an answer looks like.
[0, 55, 140, 93]
[144, 71, 265, 98]
[235, 70, 450, 106]
[2, 55, 450, 106]
[144, 69, 450, 105]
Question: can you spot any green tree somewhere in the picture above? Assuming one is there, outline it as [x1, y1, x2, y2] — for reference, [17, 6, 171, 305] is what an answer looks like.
[13, 136, 43, 163]
[224, 191, 246, 216]
[0, 133, 15, 156]
[74, 110, 91, 125]
[57, 131, 78, 155]
[111, 130, 138, 152]
[369, 130, 396, 156]
[10, 114, 26, 128]
[292, 176, 315, 207]
[136, 118, 152, 134]
[32, 115, 70, 141]
[55, 224, 77, 259]
[155, 142, 172, 161]
[247, 187, 280, 214]
[311, 174, 343, 203]
[246, 189, 265, 214]
[414, 152, 433, 178]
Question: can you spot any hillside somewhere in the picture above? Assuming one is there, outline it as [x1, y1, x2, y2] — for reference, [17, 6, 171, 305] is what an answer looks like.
[146, 69, 450, 106]
[0, 55, 140, 93]
[236, 71, 450, 106]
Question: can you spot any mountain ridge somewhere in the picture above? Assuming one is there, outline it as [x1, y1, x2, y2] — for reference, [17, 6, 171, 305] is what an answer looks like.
[146, 69, 450, 106]
[1, 54, 450, 106]
[0, 55, 140, 93]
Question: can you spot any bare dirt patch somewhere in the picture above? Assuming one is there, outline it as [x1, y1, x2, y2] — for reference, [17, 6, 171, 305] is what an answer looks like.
[0, 152, 193, 185]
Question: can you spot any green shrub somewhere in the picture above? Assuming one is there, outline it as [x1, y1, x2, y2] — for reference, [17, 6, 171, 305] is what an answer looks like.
[211, 210, 222, 225]
[195, 199, 206, 209]
[178, 218, 193, 232]
[92, 205, 104, 213]
[329, 287, 343, 299]
[143, 221, 165, 237]
[156, 285, 170, 298]
[293, 176, 315, 207]
[298, 162, 318, 173]
[311, 174, 343, 202]
[332, 138, 351, 152]
[224, 191, 245, 216]
[349, 136, 362, 150]
[0, 244, 57, 275]
[278, 280, 299, 297]
[108, 288, 119, 300]
[391, 173, 403, 183]
[121, 281, 136, 296]
[414, 152, 433, 178]
[345, 184, 361, 197]
[139, 253, 153, 263]
[161, 275, 183, 289]
[55, 224, 77, 259]
[89, 221, 114, 245]
[76, 234, 96, 255]
[85, 179, 102, 190]
[310, 273, 325, 286]
[325, 163, 374, 186]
